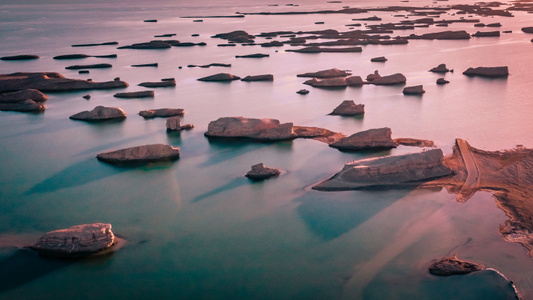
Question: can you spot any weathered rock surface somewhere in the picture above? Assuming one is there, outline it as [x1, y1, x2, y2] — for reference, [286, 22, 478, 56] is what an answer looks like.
[138, 78, 176, 87]
[166, 116, 194, 131]
[428, 256, 485, 276]
[297, 68, 351, 78]
[114, 91, 154, 98]
[329, 100, 364, 116]
[311, 77, 348, 88]
[330, 127, 397, 151]
[241, 74, 274, 81]
[0, 72, 128, 93]
[394, 138, 434, 147]
[139, 108, 184, 118]
[297, 89, 309, 95]
[463, 66, 509, 78]
[0, 89, 47, 103]
[403, 85, 425, 95]
[65, 63, 112, 70]
[313, 148, 452, 190]
[205, 117, 296, 141]
[367, 72, 406, 85]
[0, 55, 39, 61]
[198, 73, 241, 81]
[245, 163, 281, 180]
[346, 76, 364, 86]
[0, 100, 45, 112]
[212, 30, 255, 43]
[287, 46, 362, 53]
[30, 223, 115, 257]
[70, 106, 126, 121]
[96, 144, 180, 164]
[429, 63, 452, 73]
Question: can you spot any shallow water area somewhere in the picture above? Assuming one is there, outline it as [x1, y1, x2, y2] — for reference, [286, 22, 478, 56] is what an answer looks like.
[2, 0, 533, 299]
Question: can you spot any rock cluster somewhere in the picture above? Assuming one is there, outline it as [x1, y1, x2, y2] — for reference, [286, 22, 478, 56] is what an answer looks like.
[330, 127, 397, 151]
[70, 106, 127, 121]
[30, 223, 115, 257]
[96, 144, 180, 164]
[313, 149, 452, 190]
[205, 117, 296, 141]
[245, 163, 281, 180]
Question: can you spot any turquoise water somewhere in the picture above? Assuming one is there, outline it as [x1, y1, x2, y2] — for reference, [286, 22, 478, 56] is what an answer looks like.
[1, 0, 533, 299]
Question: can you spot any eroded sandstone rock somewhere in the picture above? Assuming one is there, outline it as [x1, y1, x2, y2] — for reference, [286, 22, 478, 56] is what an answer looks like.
[205, 117, 296, 141]
[330, 127, 397, 151]
[428, 256, 485, 276]
[297, 68, 351, 78]
[245, 163, 281, 180]
[139, 108, 184, 118]
[329, 100, 364, 116]
[198, 73, 241, 81]
[70, 106, 126, 121]
[463, 66, 509, 78]
[97, 144, 180, 164]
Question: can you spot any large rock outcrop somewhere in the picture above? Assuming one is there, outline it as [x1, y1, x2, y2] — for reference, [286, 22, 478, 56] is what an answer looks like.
[0, 72, 128, 93]
[313, 148, 452, 190]
[30, 223, 115, 257]
[329, 100, 364, 116]
[70, 106, 126, 121]
[96, 144, 180, 164]
[463, 66, 509, 78]
[205, 117, 296, 141]
[428, 256, 485, 276]
[245, 163, 281, 180]
[0, 89, 48, 112]
[329, 127, 397, 151]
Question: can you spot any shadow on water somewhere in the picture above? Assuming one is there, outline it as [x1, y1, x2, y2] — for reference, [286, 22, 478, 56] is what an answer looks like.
[25, 159, 128, 195]
[296, 187, 415, 241]
[199, 137, 293, 168]
[191, 177, 249, 203]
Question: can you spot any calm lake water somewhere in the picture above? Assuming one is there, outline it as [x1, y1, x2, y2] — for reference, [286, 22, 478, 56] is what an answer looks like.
[1, 0, 533, 299]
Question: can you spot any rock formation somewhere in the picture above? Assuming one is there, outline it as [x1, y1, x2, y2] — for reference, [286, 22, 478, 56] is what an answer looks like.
[472, 31, 500, 37]
[366, 72, 407, 85]
[297, 68, 351, 78]
[287, 46, 362, 53]
[436, 78, 450, 84]
[0, 55, 39, 61]
[138, 78, 176, 87]
[371, 56, 387, 62]
[329, 100, 364, 116]
[522, 27, 533, 33]
[313, 148, 452, 190]
[403, 85, 425, 95]
[245, 163, 281, 180]
[241, 74, 274, 81]
[30, 223, 115, 257]
[118, 41, 172, 49]
[69, 106, 127, 121]
[166, 116, 194, 131]
[0, 89, 47, 103]
[297, 89, 309, 95]
[65, 63, 112, 70]
[429, 64, 452, 73]
[311, 77, 348, 88]
[205, 117, 296, 141]
[407, 30, 471, 39]
[96, 144, 180, 164]
[53, 54, 117, 60]
[0, 72, 128, 93]
[197, 73, 241, 81]
[114, 91, 154, 98]
[329, 127, 397, 151]
[235, 53, 269, 58]
[463, 66, 509, 78]
[428, 256, 485, 276]
[346, 76, 364, 86]
[139, 108, 184, 118]
[132, 63, 158, 67]
[72, 42, 118, 47]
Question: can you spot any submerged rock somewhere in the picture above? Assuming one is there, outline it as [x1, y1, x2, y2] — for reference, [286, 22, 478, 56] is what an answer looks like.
[329, 100, 364, 116]
[403, 85, 425, 95]
[30, 223, 115, 257]
[428, 256, 485, 276]
[205, 117, 296, 141]
[297, 89, 309, 95]
[463, 66, 509, 78]
[297, 68, 351, 78]
[197, 73, 241, 81]
[330, 127, 397, 151]
[245, 163, 281, 180]
[96, 144, 180, 164]
[313, 148, 452, 190]
[139, 108, 184, 118]
[69, 106, 126, 121]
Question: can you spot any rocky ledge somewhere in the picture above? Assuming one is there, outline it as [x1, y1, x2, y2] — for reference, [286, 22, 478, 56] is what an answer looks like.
[0, 72, 128, 93]
[313, 148, 452, 190]
[205, 117, 296, 141]
[330, 127, 397, 151]
[0, 89, 48, 112]
[245, 163, 281, 180]
[69, 106, 127, 121]
[96, 144, 180, 165]
[139, 108, 184, 118]
[428, 256, 485, 276]
[463, 66, 509, 78]
[29, 223, 115, 258]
